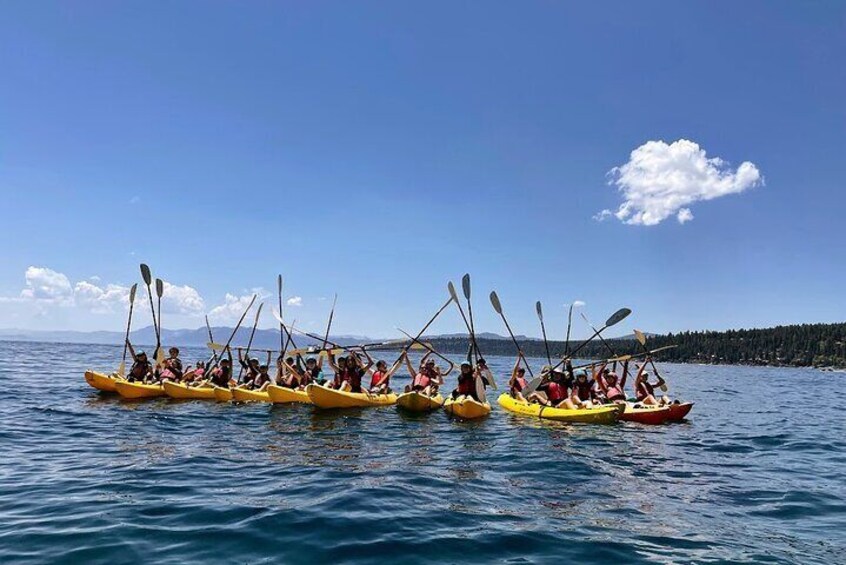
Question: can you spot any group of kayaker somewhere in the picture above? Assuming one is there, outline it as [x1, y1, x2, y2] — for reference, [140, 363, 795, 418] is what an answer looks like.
[508, 356, 674, 408]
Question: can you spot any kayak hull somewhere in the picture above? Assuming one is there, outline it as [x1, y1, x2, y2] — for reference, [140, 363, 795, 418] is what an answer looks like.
[497, 394, 620, 424]
[443, 395, 491, 420]
[306, 384, 397, 409]
[85, 371, 119, 392]
[666, 402, 694, 422]
[213, 387, 233, 402]
[396, 391, 444, 412]
[232, 388, 272, 402]
[115, 381, 165, 399]
[163, 381, 216, 400]
[267, 385, 312, 404]
[620, 402, 671, 425]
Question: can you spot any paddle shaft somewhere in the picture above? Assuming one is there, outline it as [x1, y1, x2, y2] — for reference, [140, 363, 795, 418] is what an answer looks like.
[121, 287, 137, 367]
[537, 303, 552, 366]
[238, 304, 263, 381]
[394, 296, 454, 365]
[205, 315, 218, 363]
[495, 311, 534, 378]
[565, 303, 574, 356]
[208, 294, 256, 372]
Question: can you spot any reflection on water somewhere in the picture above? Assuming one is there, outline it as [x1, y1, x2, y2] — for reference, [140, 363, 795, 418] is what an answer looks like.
[0, 340, 843, 564]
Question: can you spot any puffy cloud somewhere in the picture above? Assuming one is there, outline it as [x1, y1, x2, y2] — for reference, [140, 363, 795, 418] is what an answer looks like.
[19, 267, 74, 303]
[208, 293, 258, 323]
[286, 296, 303, 307]
[160, 281, 204, 315]
[572, 300, 586, 308]
[74, 281, 131, 313]
[597, 139, 763, 226]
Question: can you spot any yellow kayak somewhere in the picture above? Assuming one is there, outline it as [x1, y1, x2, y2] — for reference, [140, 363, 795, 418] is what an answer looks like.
[306, 384, 397, 409]
[497, 393, 621, 424]
[443, 395, 491, 419]
[115, 380, 165, 399]
[213, 387, 233, 402]
[162, 381, 217, 400]
[267, 385, 312, 404]
[232, 387, 272, 402]
[396, 391, 444, 412]
[84, 370, 120, 392]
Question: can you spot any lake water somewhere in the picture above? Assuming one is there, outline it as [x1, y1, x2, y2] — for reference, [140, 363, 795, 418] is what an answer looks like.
[0, 341, 843, 564]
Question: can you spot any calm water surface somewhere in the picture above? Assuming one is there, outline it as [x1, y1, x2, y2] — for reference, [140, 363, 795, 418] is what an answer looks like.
[0, 341, 844, 564]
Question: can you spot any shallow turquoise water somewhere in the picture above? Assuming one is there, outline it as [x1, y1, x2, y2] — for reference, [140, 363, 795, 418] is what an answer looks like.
[0, 341, 844, 564]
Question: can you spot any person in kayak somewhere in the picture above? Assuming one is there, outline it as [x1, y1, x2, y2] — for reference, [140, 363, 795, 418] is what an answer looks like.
[277, 355, 305, 388]
[180, 360, 206, 385]
[205, 353, 235, 389]
[404, 351, 451, 396]
[162, 347, 184, 379]
[528, 367, 579, 409]
[569, 368, 596, 407]
[451, 362, 481, 400]
[340, 350, 374, 393]
[369, 354, 404, 394]
[237, 349, 261, 385]
[595, 362, 628, 404]
[633, 360, 670, 406]
[303, 356, 324, 386]
[243, 363, 273, 391]
[508, 357, 529, 400]
[125, 341, 154, 383]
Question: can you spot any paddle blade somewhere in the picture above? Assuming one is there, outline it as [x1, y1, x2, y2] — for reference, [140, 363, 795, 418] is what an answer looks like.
[605, 308, 631, 327]
[156, 348, 165, 365]
[522, 376, 543, 396]
[475, 374, 486, 403]
[155, 278, 164, 298]
[117, 361, 126, 377]
[140, 264, 152, 285]
[462, 274, 471, 299]
[208, 342, 226, 351]
[634, 329, 647, 346]
[254, 302, 264, 322]
[271, 308, 285, 325]
[447, 281, 459, 302]
[277, 275, 282, 294]
[535, 301, 543, 321]
[129, 283, 137, 303]
[490, 291, 502, 314]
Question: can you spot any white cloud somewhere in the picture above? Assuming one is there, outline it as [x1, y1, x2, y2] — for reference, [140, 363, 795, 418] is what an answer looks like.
[74, 281, 131, 314]
[286, 296, 303, 307]
[208, 293, 258, 323]
[19, 267, 74, 303]
[160, 281, 204, 315]
[572, 300, 586, 308]
[598, 139, 763, 226]
[89, 275, 101, 282]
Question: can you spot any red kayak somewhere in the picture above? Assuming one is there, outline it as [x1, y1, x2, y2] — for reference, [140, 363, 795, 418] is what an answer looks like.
[665, 402, 694, 422]
[620, 402, 671, 425]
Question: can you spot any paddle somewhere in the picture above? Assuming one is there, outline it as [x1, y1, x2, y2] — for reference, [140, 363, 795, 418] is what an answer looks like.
[322, 294, 338, 352]
[536, 301, 553, 367]
[634, 329, 669, 392]
[277, 275, 286, 354]
[155, 278, 165, 365]
[447, 282, 475, 363]
[206, 294, 257, 374]
[396, 328, 454, 365]
[580, 312, 619, 358]
[394, 295, 456, 365]
[490, 291, 534, 378]
[118, 283, 138, 377]
[565, 302, 579, 356]
[139, 264, 161, 360]
[606, 345, 677, 363]
[237, 302, 264, 382]
[205, 315, 218, 363]
[462, 274, 481, 363]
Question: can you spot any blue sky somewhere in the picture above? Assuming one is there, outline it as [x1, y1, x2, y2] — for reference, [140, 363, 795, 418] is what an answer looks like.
[1, 1, 844, 339]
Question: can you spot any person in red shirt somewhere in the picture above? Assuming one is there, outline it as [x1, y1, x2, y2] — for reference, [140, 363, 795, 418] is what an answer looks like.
[404, 351, 453, 396]
[529, 367, 579, 409]
[368, 353, 404, 394]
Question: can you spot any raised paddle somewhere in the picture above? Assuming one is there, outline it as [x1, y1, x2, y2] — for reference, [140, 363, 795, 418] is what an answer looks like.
[237, 302, 264, 382]
[462, 274, 481, 363]
[634, 329, 669, 392]
[205, 315, 218, 363]
[322, 294, 338, 352]
[447, 281, 476, 362]
[155, 278, 165, 365]
[536, 301, 553, 367]
[490, 291, 534, 378]
[277, 275, 286, 353]
[550, 307, 631, 372]
[580, 312, 620, 358]
[565, 301, 580, 356]
[206, 294, 257, 373]
[139, 264, 161, 359]
[393, 295, 455, 365]
[396, 328, 454, 365]
[118, 283, 138, 377]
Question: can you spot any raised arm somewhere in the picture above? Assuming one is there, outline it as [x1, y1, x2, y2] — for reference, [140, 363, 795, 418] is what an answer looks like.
[510, 357, 522, 384]
[620, 360, 630, 389]
[404, 351, 418, 378]
[360, 349, 375, 372]
[326, 351, 340, 373]
[595, 363, 609, 392]
[126, 339, 137, 360]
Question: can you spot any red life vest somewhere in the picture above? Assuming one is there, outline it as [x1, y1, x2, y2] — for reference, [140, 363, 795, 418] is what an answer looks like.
[457, 372, 474, 395]
[547, 381, 566, 403]
[573, 380, 592, 401]
[371, 370, 388, 389]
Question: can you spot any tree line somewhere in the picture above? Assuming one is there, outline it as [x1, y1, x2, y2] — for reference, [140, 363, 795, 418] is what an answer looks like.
[419, 323, 846, 368]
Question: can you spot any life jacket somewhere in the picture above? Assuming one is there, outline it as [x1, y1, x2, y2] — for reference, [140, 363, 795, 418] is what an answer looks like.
[413, 367, 434, 389]
[371, 370, 388, 389]
[511, 376, 527, 393]
[605, 382, 625, 401]
[345, 368, 364, 392]
[251, 372, 271, 390]
[210, 366, 230, 387]
[193, 368, 205, 379]
[546, 381, 566, 403]
[636, 380, 655, 400]
[573, 379, 592, 401]
[129, 361, 151, 381]
[457, 372, 475, 395]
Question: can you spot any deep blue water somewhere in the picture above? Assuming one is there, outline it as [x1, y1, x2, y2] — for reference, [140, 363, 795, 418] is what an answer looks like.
[0, 340, 844, 564]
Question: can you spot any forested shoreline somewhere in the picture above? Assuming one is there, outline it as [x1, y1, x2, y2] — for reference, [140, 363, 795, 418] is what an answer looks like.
[422, 323, 846, 369]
